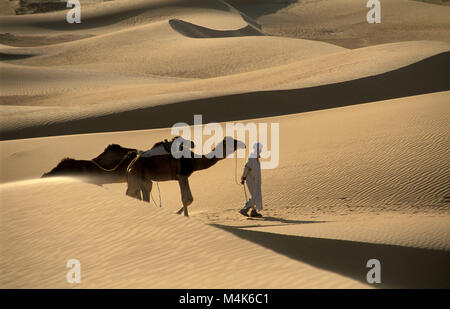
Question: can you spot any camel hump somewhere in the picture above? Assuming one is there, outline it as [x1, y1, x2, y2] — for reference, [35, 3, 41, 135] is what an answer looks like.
[139, 144, 170, 158]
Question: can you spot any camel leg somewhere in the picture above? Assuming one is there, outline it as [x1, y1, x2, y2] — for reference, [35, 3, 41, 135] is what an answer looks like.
[126, 186, 142, 200]
[177, 175, 193, 217]
[126, 169, 142, 200]
[175, 187, 194, 214]
[176, 178, 193, 215]
[140, 181, 153, 203]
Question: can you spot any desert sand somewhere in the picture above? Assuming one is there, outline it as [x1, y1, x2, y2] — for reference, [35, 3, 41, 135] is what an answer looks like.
[0, 0, 449, 289]
[228, 0, 450, 48]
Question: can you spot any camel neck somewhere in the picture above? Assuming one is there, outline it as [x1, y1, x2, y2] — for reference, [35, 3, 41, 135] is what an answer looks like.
[193, 156, 221, 171]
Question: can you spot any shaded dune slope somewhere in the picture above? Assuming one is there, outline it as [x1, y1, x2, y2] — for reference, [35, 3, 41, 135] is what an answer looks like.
[0, 51, 35, 60]
[2, 51, 448, 140]
[169, 18, 262, 38]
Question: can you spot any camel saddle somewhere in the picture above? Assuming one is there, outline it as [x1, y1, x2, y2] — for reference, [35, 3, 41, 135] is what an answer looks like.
[138, 139, 172, 158]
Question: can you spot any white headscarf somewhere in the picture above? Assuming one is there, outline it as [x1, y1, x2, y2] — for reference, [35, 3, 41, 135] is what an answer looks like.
[249, 142, 263, 158]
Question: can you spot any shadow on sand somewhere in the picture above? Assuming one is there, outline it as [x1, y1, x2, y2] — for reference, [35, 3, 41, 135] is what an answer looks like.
[213, 224, 450, 288]
[169, 19, 262, 38]
[0, 52, 36, 60]
[230, 216, 326, 228]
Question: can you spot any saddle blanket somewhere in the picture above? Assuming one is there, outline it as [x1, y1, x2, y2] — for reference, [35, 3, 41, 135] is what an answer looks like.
[138, 144, 169, 158]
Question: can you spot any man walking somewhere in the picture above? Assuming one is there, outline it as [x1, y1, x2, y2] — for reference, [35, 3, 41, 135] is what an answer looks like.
[239, 142, 263, 218]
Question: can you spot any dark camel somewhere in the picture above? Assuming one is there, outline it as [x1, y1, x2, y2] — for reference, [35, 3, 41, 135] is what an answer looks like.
[42, 137, 194, 185]
[42, 144, 138, 185]
[91, 144, 138, 170]
[126, 136, 246, 216]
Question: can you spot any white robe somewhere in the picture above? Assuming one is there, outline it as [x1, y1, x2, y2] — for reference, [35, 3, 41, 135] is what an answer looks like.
[243, 157, 263, 211]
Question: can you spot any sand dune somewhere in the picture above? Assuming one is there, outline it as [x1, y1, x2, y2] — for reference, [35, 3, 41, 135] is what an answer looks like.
[0, 178, 368, 288]
[228, 0, 450, 48]
[1, 0, 449, 289]
[0, 0, 252, 34]
[1, 22, 345, 79]
[1, 91, 449, 288]
[3, 91, 448, 215]
[1, 45, 449, 140]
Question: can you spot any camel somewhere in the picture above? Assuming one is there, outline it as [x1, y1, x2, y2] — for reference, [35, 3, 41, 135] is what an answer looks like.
[126, 136, 246, 217]
[42, 137, 194, 185]
[138, 136, 195, 158]
[91, 144, 138, 170]
[42, 145, 138, 185]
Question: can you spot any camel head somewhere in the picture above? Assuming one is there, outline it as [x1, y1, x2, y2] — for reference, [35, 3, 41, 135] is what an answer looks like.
[102, 144, 137, 156]
[214, 136, 246, 158]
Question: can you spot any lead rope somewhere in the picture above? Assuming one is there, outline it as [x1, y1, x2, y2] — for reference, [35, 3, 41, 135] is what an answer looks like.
[235, 153, 248, 202]
[156, 182, 161, 208]
[91, 150, 134, 172]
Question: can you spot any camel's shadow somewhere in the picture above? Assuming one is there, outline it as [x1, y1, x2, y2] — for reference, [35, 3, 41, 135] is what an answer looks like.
[247, 216, 326, 225]
[244, 216, 326, 228]
[219, 216, 325, 229]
